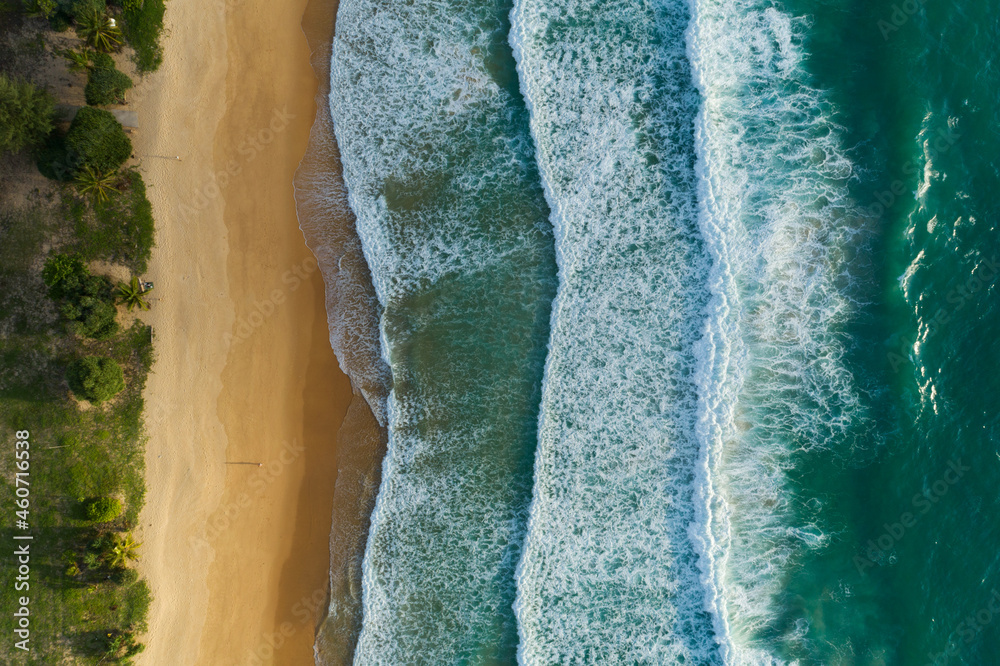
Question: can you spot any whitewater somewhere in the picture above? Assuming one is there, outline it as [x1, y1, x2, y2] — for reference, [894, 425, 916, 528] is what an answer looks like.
[326, 0, 876, 663]
[329, 0, 557, 662]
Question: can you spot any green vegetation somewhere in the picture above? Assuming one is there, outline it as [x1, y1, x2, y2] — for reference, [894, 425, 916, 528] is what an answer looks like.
[55, 45, 92, 72]
[84, 52, 132, 105]
[0, 202, 154, 663]
[75, 164, 120, 203]
[65, 106, 132, 174]
[41, 253, 89, 298]
[0, 72, 55, 153]
[108, 532, 141, 568]
[119, 0, 165, 72]
[101, 630, 146, 662]
[67, 356, 126, 403]
[43, 254, 120, 339]
[116, 277, 151, 311]
[38, 108, 132, 181]
[65, 295, 118, 339]
[0, 2, 168, 661]
[23, 0, 58, 19]
[75, 4, 122, 52]
[73, 169, 155, 273]
[83, 496, 123, 522]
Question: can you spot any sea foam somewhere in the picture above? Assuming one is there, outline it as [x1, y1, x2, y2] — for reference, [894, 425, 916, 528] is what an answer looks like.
[510, 0, 719, 662]
[687, 0, 875, 661]
[331, 0, 557, 662]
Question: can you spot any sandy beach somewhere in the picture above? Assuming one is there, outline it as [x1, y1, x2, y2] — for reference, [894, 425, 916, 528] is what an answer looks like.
[134, 0, 352, 663]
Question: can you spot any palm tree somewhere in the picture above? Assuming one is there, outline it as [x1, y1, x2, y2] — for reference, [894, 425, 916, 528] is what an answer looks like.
[56, 47, 92, 73]
[76, 9, 123, 53]
[116, 277, 152, 311]
[109, 533, 141, 569]
[75, 165, 120, 204]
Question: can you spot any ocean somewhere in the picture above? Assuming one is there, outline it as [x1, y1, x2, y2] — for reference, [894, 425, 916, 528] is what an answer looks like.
[311, 0, 1000, 663]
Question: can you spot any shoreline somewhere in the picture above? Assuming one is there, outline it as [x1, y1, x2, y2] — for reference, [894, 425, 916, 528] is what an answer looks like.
[136, 0, 354, 663]
[294, 0, 392, 661]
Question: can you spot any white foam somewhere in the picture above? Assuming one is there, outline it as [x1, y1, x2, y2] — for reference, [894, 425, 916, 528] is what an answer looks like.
[687, 0, 876, 661]
[331, 0, 557, 662]
[510, 0, 720, 662]
[331, 0, 544, 303]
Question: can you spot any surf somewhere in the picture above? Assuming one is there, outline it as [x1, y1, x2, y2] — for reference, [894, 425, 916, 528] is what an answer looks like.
[510, 0, 719, 662]
[329, 0, 557, 662]
[687, 0, 876, 661]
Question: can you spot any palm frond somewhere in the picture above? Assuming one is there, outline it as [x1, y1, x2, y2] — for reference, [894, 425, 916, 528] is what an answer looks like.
[75, 165, 120, 204]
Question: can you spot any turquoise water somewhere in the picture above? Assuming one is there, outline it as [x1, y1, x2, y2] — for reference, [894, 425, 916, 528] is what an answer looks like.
[322, 0, 1000, 663]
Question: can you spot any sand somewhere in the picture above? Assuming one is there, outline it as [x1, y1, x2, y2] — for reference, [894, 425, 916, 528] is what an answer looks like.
[134, 0, 352, 664]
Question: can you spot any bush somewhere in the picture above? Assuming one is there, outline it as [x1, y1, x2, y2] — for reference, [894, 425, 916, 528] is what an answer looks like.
[83, 496, 122, 522]
[87, 169, 155, 272]
[23, 0, 58, 19]
[67, 296, 119, 338]
[90, 50, 114, 69]
[111, 566, 139, 585]
[43, 254, 120, 337]
[65, 106, 131, 174]
[85, 60, 133, 105]
[121, 0, 165, 72]
[101, 630, 145, 661]
[70, 0, 107, 19]
[67, 356, 125, 403]
[42, 253, 89, 299]
[0, 73, 56, 153]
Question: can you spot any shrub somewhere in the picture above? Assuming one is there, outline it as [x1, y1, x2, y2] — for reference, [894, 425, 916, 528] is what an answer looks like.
[70, 0, 107, 19]
[121, 0, 165, 72]
[23, 0, 58, 19]
[67, 356, 125, 403]
[102, 630, 145, 661]
[55, 46, 92, 72]
[82, 551, 100, 569]
[85, 61, 133, 105]
[66, 296, 119, 338]
[0, 73, 56, 153]
[90, 50, 114, 70]
[43, 254, 120, 337]
[83, 496, 123, 522]
[90, 169, 155, 272]
[111, 566, 139, 585]
[65, 106, 131, 174]
[43, 254, 89, 298]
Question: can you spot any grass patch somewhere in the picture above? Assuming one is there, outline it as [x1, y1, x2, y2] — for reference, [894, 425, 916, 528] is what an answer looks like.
[120, 0, 165, 73]
[0, 199, 153, 663]
[70, 169, 155, 274]
[1, 8, 165, 661]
